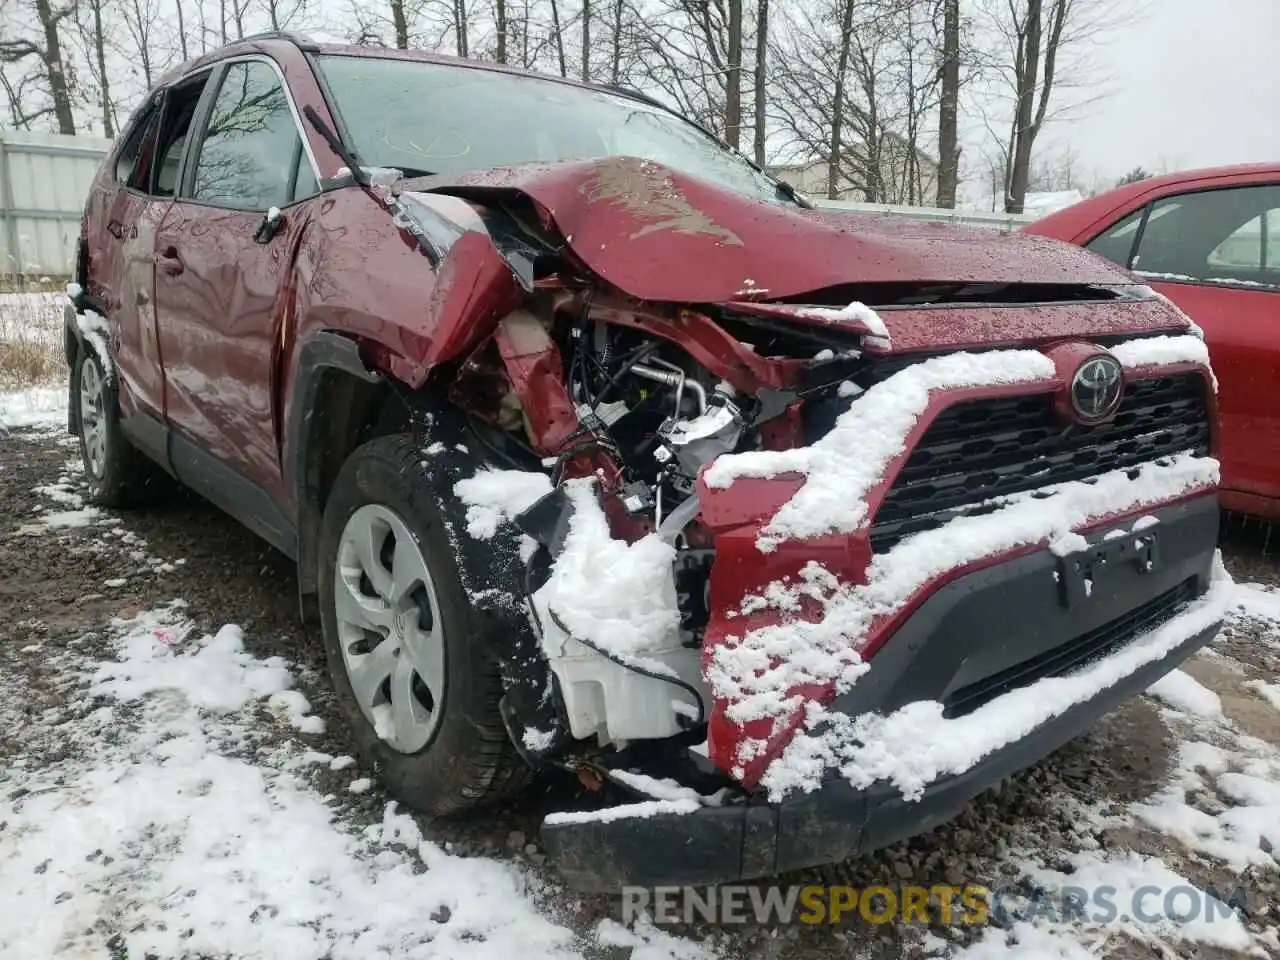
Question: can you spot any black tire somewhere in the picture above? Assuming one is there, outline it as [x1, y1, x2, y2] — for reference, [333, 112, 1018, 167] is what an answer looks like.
[317, 433, 532, 815]
[71, 343, 166, 508]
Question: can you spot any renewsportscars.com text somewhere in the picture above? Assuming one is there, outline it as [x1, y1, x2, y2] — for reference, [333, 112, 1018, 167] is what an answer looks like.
[622, 883, 1247, 926]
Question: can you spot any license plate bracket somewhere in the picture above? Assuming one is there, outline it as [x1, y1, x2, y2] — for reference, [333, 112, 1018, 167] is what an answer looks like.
[1058, 529, 1161, 608]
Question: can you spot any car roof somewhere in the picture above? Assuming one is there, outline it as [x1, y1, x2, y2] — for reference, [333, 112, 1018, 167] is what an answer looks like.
[1027, 162, 1280, 243]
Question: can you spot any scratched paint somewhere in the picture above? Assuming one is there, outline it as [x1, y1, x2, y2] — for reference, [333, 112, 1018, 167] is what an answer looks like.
[576, 157, 744, 247]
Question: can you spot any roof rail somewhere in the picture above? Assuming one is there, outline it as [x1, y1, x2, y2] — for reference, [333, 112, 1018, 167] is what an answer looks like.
[236, 30, 318, 50]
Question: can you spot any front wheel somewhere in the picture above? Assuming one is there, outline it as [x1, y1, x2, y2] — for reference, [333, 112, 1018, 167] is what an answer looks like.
[317, 434, 531, 815]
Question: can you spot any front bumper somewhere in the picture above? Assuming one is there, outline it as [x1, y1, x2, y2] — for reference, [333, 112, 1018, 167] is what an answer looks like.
[542, 495, 1224, 892]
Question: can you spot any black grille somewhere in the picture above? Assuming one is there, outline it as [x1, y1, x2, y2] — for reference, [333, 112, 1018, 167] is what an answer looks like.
[942, 578, 1199, 719]
[869, 375, 1210, 552]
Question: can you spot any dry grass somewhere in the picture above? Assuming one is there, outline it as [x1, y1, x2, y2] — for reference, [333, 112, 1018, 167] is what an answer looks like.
[0, 292, 65, 390]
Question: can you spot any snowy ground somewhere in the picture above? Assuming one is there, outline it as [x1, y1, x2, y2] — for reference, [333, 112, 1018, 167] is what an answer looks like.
[4, 387, 1280, 959]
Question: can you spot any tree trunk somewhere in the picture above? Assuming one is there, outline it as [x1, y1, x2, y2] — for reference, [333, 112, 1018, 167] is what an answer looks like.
[391, 0, 409, 48]
[176, 0, 188, 59]
[34, 0, 75, 134]
[936, 0, 959, 208]
[496, 0, 507, 62]
[1006, 0, 1041, 214]
[752, 0, 767, 166]
[580, 0, 589, 81]
[828, 0, 856, 199]
[723, 0, 743, 149]
[609, 0, 622, 83]
[90, 0, 113, 136]
[455, 0, 468, 55]
[550, 0, 566, 75]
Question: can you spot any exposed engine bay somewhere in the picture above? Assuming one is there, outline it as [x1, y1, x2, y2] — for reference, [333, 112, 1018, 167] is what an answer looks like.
[453, 296, 865, 757]
[437, 278, 883, 774]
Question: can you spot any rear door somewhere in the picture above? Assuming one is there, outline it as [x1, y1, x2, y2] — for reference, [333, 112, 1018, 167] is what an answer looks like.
[153, 55, 320, 516]
[82, 96, 169, 419]
[1089, 184, 1280, 503]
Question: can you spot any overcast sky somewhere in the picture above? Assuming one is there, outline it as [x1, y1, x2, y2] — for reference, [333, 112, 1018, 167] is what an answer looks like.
[1037, 0, 1279, 177]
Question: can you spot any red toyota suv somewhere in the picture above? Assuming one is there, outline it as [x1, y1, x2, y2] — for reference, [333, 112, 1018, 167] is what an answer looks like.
[1026, 165, 1280, 521]
[66, 33, 1228, 891]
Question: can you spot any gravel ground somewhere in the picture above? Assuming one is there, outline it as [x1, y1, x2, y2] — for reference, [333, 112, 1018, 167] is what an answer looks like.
[4, 416, 1280, 959]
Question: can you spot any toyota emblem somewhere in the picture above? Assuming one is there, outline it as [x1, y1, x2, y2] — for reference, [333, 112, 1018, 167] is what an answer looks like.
[1070, 355, 1124, 422]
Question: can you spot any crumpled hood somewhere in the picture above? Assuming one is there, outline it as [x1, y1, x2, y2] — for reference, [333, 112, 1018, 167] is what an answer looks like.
[413, 156, 1136, 304]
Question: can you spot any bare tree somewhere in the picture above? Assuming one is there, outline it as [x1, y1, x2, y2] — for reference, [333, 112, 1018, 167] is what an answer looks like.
[455, 0, 469, 54]
[389, 0, 409, 45]
[118, 0, 160, 89]
[263, 0, 308, 31]
[579, 0, 588, 79]
[72, 0, 115, 135]
[723, 0, 742, 148]
[935, 0, 959, 207]
[978, 0, 1126, 213]
[549, 0, 565, 74]
[495, 0, 507, 60]
[0, 0, 79, 133]
[750, 0, 767, 165]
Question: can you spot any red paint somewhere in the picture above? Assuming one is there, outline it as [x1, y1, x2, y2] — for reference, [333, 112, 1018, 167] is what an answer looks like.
[492, 311, 582, 453]
[1027, 163, 1280, 516]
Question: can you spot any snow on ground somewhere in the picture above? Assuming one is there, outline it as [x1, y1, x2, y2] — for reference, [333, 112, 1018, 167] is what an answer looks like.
[0, 383, 64, 430]
[949, 580, 1280, 958]
[1148, 668, 1224, 718]
[0, 413, 713, 960]
[0, 597, 713, 960]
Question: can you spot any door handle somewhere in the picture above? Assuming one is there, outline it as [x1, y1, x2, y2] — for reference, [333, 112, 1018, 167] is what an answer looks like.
[157, 247, 185, 276]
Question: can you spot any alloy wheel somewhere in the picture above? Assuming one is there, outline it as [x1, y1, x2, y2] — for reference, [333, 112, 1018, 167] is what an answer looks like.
[333, 503, 446, 753]
[79, 357, 108, 479]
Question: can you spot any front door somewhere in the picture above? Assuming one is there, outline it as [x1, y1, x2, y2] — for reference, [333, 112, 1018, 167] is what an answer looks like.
[83, 97, 170, 420]
[153, 57, 320, 505]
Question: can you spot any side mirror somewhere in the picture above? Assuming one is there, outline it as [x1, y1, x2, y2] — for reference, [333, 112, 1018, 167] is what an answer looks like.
[255, 206, 284, 244]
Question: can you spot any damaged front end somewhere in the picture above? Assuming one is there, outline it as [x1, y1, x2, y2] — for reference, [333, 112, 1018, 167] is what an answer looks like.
[375, 160, 1226, 890]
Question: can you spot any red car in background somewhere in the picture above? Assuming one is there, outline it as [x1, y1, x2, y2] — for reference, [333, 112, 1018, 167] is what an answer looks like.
[1027, 164, 1280, 519]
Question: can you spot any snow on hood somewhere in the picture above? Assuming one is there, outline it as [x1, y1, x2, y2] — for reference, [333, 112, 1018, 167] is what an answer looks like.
[415, 156, 1138, 305]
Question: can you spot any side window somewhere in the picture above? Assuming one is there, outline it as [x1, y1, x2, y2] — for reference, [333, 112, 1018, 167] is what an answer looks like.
[1085, 208, 1144, 268]
[114, 101, 162, 191]
[154, 72, 212, 198]
[191, 61, 305, 211]
[1131, 185, 1280, 286]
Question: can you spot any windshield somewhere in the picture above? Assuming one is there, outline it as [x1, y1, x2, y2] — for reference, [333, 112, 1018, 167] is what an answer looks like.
[316, 54, 791, 205]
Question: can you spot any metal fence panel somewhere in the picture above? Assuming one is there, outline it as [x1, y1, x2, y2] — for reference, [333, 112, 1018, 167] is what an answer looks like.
[0, 131, 111, 279]
[811, 197, 1035, 230]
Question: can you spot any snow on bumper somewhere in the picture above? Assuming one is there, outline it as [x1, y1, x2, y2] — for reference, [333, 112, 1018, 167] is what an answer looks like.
[543, 511, 1227, 891]
[766, 549, 1232, 803]
[704, 452, 1220, 789]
